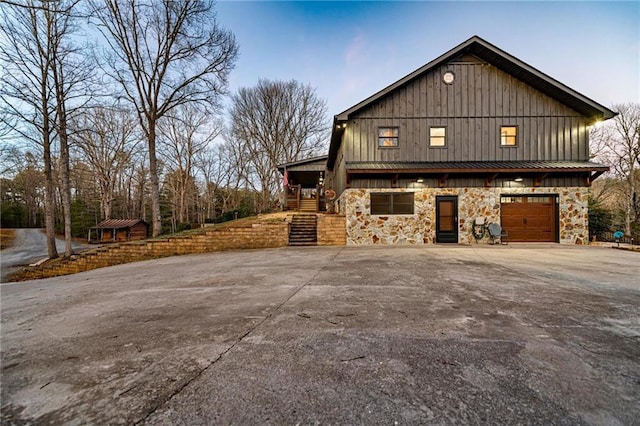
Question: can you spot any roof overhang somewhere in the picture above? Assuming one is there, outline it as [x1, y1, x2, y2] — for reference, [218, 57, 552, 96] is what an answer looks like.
[90, 219, 147, 230]
[345, 160, 609, 174]
[277, 155, 328, 174]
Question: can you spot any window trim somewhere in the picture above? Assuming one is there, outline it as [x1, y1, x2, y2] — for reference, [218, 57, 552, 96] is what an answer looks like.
[378, 126, 399, 148]
[500, 125, 518, 147]
[429, 126, 447, 148]
[370, 192, 415, 215]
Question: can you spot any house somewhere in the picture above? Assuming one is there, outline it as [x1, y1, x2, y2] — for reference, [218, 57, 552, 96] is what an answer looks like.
[278, 155, 328, 213]
[88, 219, 149, 243]
[322, 36, 615, 245]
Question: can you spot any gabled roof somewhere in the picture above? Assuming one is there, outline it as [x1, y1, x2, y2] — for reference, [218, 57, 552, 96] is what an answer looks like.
[328, 35, 617, 169]
[91, 219, 147, 229]
[277, 155, 328, 173]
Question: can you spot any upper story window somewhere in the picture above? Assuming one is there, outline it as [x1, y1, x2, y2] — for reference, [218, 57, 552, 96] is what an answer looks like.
[429, 126, 446, 147]
[370, 192, 414, 215]
[378, 127, 399, 147]
[500, 126, 517, 146]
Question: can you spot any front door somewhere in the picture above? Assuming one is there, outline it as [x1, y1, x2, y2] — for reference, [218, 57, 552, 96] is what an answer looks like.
[436, 196, 458, 243]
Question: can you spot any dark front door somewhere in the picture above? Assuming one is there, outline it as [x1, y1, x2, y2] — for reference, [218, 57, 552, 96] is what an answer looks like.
[436, 196, 458, 243]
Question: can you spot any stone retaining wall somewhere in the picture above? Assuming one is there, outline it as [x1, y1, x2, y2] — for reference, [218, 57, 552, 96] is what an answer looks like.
[317, 215, 347, 246]
[11, 223, 289, 281]
[338, 187, 589, 245]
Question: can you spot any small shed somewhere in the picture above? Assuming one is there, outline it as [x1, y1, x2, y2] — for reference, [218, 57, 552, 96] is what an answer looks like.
[88, 219, 149, 243]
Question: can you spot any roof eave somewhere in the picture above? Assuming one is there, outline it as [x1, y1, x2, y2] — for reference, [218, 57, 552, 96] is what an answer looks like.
[346, 167, 608, 175]
[327, 116, 345, 170]
[337, 36, 616, 122]
[277, 155, 328, 172]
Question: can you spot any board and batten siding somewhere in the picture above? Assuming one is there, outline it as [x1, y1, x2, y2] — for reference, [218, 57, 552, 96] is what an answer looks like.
[342, 56, 591, 164]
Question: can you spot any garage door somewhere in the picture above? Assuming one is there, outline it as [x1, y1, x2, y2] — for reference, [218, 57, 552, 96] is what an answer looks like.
[500, 195, 557, 242]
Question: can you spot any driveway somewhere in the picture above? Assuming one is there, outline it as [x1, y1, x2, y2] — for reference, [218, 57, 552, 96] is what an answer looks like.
[1, 245, 638, 424]
[1, 229, 93, 282]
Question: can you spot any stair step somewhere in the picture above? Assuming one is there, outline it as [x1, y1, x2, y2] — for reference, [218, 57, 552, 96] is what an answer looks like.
[289, 214, 317, 246]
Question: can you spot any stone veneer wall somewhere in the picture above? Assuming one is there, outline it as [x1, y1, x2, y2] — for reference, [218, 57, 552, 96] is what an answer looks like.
[337, 187, 589, 245]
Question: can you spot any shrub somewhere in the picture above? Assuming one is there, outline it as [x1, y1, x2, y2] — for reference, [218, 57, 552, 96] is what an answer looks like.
[588, 197, 612, 240]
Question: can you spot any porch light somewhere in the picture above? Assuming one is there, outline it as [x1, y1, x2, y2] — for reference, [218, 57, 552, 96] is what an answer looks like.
[589, 119, 603, 129]
[514, 177, 523, 182]
[416, 178, 424, 183]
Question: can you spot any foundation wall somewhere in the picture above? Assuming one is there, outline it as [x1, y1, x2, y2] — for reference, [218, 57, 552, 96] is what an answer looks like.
[337, 187, 589, 245]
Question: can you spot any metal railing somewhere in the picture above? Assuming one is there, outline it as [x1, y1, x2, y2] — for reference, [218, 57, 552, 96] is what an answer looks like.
[591, 230, 638, 245]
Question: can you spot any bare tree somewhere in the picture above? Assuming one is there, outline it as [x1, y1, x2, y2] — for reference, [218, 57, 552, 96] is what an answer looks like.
[195, 142, 233, 222]
[1, 0, 59, 258]
[158, 104, 222, 224]
[1, 0, 90, 257]
[89, 0, 238, 236]
[590, 103, 640, 234]
[228, 79, 329, 212]
[48, 0, 92, 256]
[72, 106, 139, 220]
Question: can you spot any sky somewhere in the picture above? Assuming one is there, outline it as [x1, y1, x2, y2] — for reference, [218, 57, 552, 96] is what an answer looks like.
[216, 1, 639, 117]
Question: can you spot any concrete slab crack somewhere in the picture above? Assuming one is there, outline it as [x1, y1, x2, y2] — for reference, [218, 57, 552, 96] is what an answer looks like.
[134, 247, 344, 424]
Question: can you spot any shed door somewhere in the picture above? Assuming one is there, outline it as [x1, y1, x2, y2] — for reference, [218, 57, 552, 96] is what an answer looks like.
[500, 195, 558, 242]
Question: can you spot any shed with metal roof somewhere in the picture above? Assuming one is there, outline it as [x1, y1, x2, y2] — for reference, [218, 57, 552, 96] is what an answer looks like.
[88, 219, 149, 243]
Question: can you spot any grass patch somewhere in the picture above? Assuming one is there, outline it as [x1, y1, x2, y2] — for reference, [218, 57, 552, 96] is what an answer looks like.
[0, 229, 17, 250]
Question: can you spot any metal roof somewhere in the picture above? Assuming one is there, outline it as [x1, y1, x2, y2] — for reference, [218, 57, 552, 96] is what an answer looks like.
[328, 36, 617, 169]
[277, 155, 328, 173]
[346, 160, 608, 173]
[91, 219, 147, 229]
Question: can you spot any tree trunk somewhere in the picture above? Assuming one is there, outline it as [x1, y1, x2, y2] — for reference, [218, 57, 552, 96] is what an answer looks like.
[41, 72, 58, 259]
[148, 123, 162, 236]
[55, 85, 73, 257]
[43, 131, 58, 259]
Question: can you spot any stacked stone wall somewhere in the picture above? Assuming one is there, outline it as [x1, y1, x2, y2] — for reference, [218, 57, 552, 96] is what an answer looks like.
[339, 187, 588, 245]
[317, 215, 347, 246]
[11, 223, 289, 281]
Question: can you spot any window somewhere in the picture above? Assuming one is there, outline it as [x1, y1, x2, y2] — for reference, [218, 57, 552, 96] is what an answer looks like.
[500, 126, 517, 146]
[378, 127, 399, 147]
[370, 192, 414, 215]
[429, 126, 446, 147]
[500, 196, 523, 203]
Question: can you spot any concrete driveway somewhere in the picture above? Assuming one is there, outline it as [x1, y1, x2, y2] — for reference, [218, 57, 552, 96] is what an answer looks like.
[1, 245, 638, 424]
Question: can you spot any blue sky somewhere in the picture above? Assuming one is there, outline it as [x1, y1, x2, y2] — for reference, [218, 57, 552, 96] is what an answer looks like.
[216, 1, 639, 116]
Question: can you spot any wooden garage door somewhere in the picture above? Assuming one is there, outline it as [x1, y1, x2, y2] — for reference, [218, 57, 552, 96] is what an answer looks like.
[501, 195, 557, 242]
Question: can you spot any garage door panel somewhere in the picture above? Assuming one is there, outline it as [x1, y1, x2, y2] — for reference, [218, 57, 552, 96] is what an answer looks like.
[500, 195, 557, 242]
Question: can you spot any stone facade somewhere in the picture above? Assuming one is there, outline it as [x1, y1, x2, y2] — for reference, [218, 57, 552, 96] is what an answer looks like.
[338, 187, 589, 245]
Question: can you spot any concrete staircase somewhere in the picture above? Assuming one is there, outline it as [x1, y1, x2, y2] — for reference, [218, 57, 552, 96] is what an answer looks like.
[289, 214, 317, 246]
